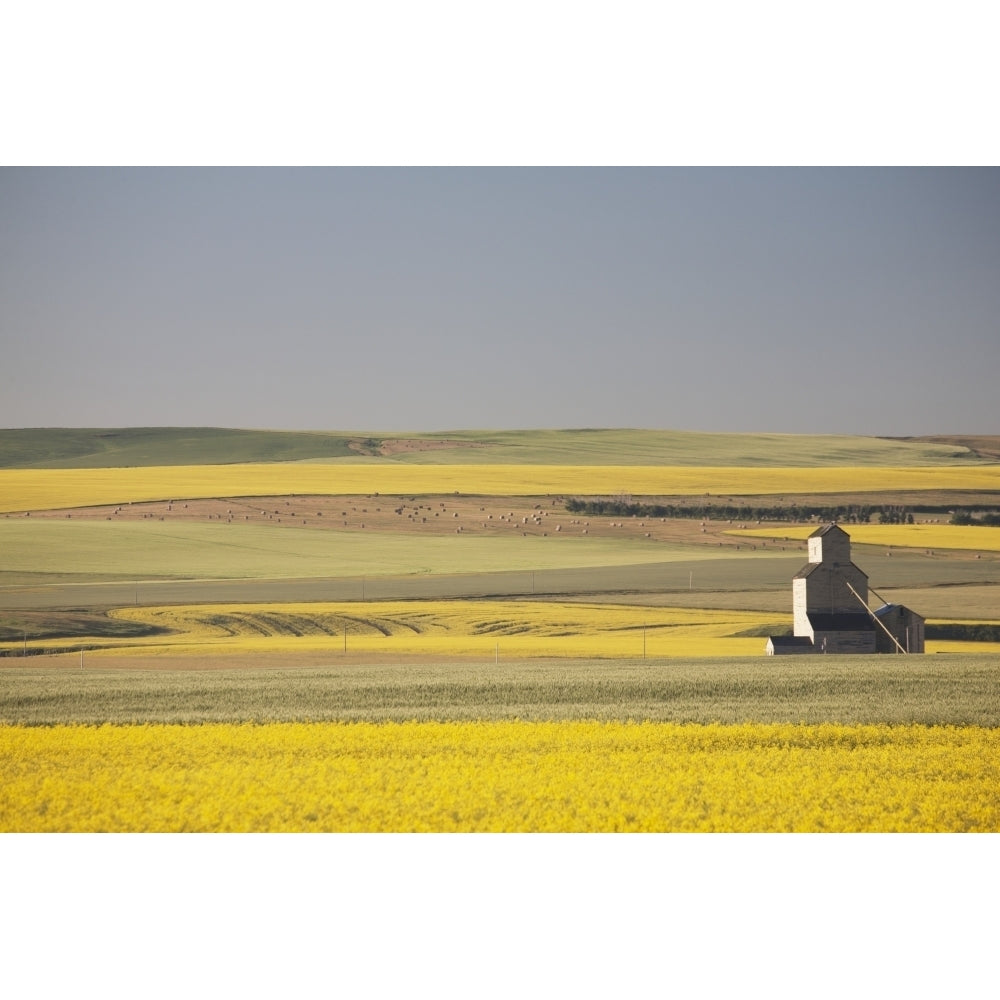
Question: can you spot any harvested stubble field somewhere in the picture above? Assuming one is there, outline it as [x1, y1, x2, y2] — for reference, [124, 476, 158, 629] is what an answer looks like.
[2, 428, 999, 832]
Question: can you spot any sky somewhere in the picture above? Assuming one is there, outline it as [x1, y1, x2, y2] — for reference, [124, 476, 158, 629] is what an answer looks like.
[2, 166, 998, 436]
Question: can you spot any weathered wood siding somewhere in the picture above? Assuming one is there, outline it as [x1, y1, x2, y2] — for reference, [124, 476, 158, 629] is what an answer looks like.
[812, 629, 878, 654]
[874, 606, 926, 653]
[803, 564, 869, 616]
[808, 525, 851, 565]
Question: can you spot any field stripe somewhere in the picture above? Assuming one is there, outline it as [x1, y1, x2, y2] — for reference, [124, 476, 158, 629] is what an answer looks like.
[732, 523, 1000, 552]
[4, 464, 1000, 512]
[3, 721, 998, 832]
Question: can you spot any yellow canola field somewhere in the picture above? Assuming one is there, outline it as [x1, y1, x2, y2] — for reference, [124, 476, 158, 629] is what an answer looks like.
[2, 721, 997, 832]
[9, 598, 997, 660]
[95, 601, 769, 659]
[732, 523, 1000, 552]
[4, 464, 1000, 512]
[15, 600, 996, 659]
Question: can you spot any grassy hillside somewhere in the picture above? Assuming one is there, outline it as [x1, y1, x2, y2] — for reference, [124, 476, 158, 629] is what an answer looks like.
[351, 429, 987, 467]
[0, 427, 990, 469]
[0, 428, 359, 468]
[889, 435, 1000, 462]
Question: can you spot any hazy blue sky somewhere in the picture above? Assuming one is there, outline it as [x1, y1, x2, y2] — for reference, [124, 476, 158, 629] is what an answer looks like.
[2, 167, 997, 435]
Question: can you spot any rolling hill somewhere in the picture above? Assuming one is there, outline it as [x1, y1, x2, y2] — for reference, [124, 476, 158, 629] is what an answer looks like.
[0, 427, 993, 469]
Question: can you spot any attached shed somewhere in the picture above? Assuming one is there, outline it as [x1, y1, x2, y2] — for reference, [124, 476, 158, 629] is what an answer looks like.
[873, 603, 926, 654]
[765, 635, 815, 656]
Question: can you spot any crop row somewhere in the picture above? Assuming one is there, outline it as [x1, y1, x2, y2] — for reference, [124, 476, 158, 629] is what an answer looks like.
[6, 600, 999, 660]
[84, 602, 780, 659]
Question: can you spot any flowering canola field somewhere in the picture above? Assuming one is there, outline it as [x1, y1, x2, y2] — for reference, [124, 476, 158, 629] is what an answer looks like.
[12, 600, 997, 659]
[2, 721, 996, 832]
[4, 463, 1000, 513]
[92, 601, 770, 659]
[732, 523, 1000, 552]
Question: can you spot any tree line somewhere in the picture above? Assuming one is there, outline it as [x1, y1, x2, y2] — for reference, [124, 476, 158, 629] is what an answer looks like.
[565, 498, 1000, 525]
[950, 512, 1000, 526]
[925, 623, 1000, 642]
[564, 499, 912, 523]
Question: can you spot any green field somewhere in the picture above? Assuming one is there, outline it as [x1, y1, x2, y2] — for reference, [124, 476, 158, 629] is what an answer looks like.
[316, 429, 990, 467]
[2, 517, 997, 620]
[0, 518, 785, 585]
[2, 655, 998, 726]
